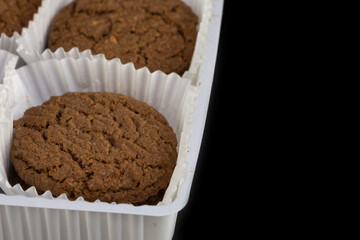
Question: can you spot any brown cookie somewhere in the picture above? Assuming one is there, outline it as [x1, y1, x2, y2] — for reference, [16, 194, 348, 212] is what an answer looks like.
[11, 92, 178, 205]
[0, 0, 42, 37]
[47, 0, 198, 75]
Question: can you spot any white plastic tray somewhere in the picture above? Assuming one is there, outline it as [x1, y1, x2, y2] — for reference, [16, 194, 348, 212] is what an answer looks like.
[0, 0, 223, 239]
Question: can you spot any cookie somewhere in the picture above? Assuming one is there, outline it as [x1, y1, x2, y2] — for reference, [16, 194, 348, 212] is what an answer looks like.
[11, 92, 178, 205]
[47, 0, 198, 75]
[0, 0, 42, 37]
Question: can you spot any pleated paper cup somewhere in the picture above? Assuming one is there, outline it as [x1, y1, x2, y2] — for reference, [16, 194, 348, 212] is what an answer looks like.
[0, 0, 45, 57]
[0, 50, 18, 194]
[0, 32, 20, 55]
[0, 49, 18, 109]
[0, 55, 197, 207]
[0, 49, 18, 84]
[16, 0, 214, 84]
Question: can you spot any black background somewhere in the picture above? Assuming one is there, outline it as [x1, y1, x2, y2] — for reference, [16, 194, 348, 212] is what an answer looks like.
[172, 0, 236, 239]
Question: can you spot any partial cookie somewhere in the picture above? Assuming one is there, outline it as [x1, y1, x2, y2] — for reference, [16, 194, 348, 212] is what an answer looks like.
[11, 92, 178, 205]
[0, 0, 42, 37]
[47, 0, 198, 75]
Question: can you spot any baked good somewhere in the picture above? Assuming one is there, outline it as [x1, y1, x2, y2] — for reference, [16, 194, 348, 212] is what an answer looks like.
[0, 0, 42, 37]
[11, 92, 178, 205]
[47, 0, 198, 75]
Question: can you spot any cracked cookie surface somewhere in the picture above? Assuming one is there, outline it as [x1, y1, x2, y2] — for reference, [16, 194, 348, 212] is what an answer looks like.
[11, 92, 178, 205]
[47, 0, 198, 75]
[0, 0, 41, 37]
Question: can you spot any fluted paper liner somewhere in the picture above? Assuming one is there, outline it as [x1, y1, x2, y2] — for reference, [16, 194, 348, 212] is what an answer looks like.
[0, 50, 18, 191]
[16, 0, 213, 84]
[0, 56, 197, 206]
[0, 49, 18, 114]
[1, 49, 18, 85]
[0, 32, 20, 55]
[0, 0, 46, 56]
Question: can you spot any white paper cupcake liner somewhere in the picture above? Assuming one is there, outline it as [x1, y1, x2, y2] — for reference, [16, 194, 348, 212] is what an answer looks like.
[15, 0, 72, 63]
[0, 55, 197, 206]
[183, 0, 213, 76]
[16, 0, 213, 84]
[0, 50, 19, 112]
[0, 32, 20, 55]
[0, 0, 45, 56]
[0, 50, 18, 188]
[0, 49, 18, 84]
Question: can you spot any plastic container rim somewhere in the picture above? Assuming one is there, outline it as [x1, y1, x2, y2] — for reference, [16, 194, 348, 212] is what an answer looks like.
[0, 0, 224, 217]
